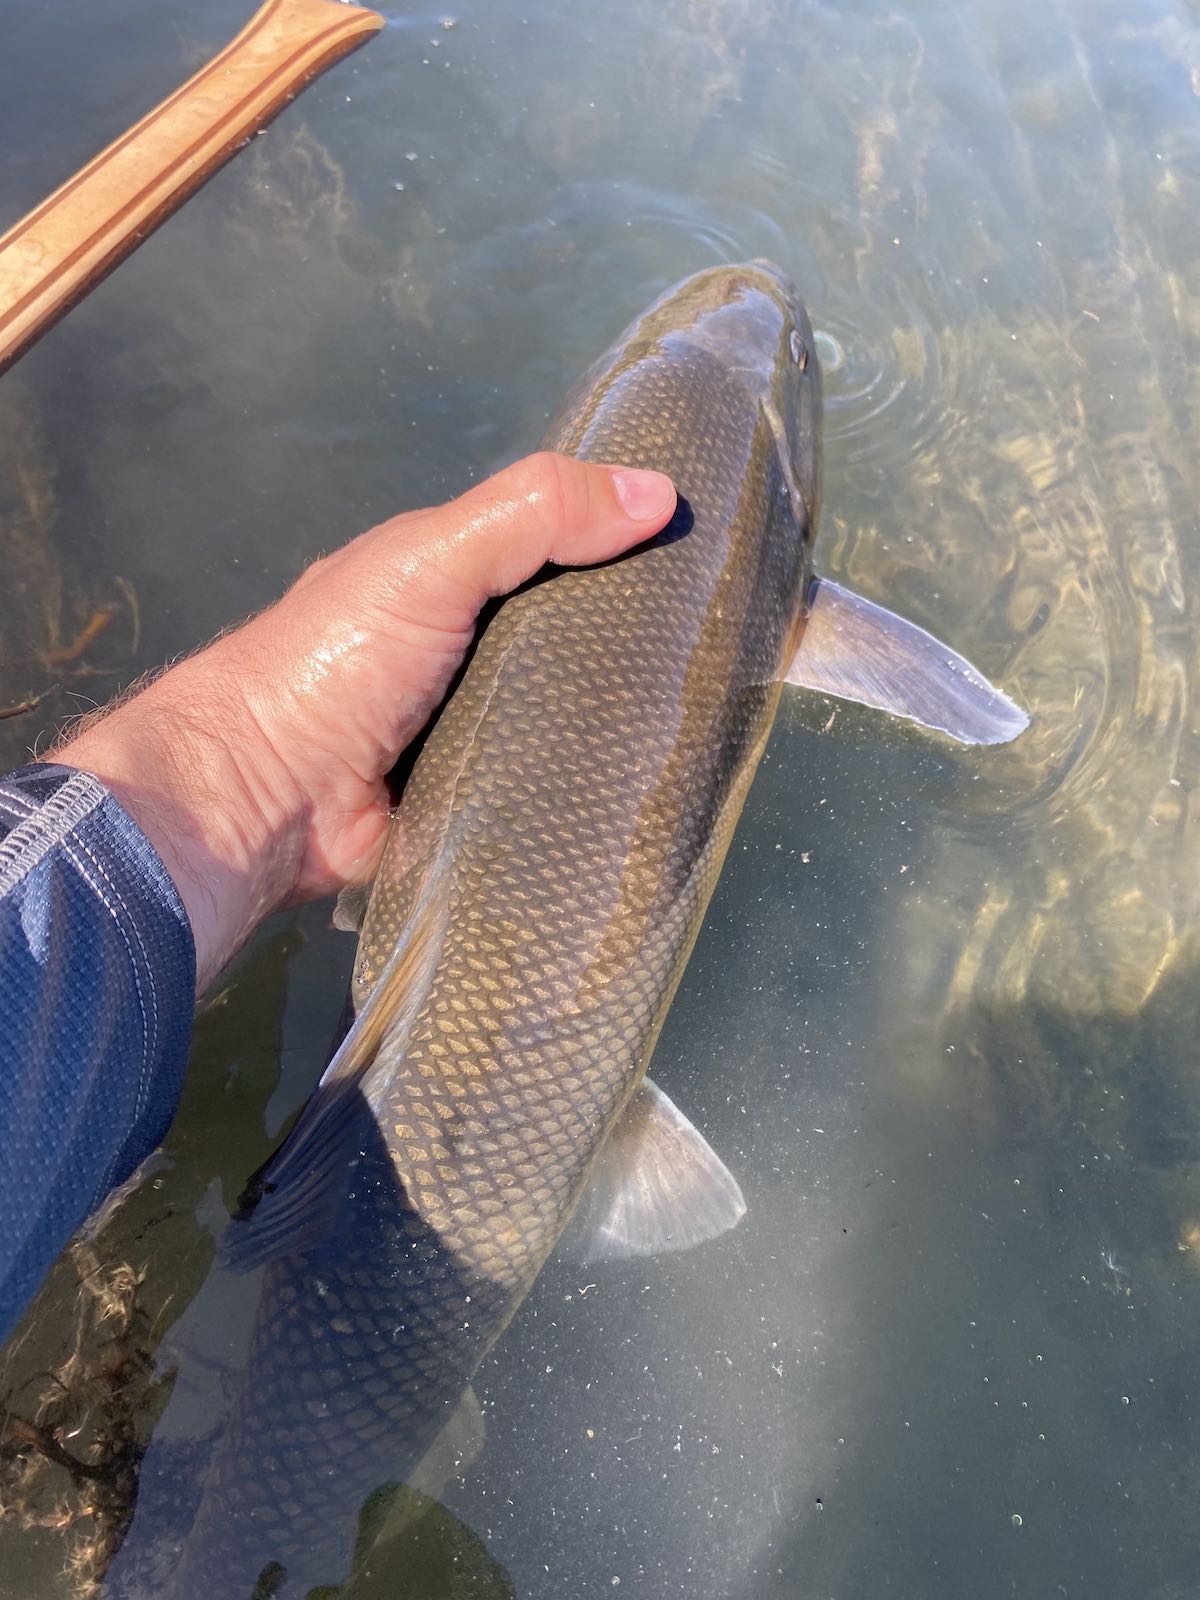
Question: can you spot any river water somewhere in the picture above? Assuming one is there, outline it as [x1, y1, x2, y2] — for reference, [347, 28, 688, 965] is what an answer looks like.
[3, 0, 1200, 1595]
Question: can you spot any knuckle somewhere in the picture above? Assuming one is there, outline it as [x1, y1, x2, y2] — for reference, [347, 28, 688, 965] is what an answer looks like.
[508, 449, 582, 537]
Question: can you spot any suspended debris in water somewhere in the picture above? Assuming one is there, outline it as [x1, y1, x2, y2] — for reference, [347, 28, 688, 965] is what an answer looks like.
[0, 686, 57, 722]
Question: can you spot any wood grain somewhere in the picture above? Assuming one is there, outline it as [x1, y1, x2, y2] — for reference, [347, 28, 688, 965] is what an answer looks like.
[0, 0, 383, 376]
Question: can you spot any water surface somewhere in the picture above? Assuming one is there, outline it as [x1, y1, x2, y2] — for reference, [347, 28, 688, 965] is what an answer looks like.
[3, 0, 1200, 1594]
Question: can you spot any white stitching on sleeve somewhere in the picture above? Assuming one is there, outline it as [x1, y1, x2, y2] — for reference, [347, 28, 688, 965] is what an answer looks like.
[0, 775, 106, 896]
[61, 836, 161, 1193]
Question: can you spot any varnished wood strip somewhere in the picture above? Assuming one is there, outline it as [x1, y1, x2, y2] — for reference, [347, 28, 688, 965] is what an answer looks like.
[0, 0, 382, 375]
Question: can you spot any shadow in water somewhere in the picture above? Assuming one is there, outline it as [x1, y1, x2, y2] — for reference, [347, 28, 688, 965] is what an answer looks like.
[0, 923, 512, 1599]
[0, 925, 303, 1594]
[100, 1096, 515, 1600]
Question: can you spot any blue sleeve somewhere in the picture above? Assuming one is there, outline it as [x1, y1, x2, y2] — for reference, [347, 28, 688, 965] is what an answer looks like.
[0, 763, 196, 1344]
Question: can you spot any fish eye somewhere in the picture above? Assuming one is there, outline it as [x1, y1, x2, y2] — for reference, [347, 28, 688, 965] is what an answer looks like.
[789, 329, 808, 370]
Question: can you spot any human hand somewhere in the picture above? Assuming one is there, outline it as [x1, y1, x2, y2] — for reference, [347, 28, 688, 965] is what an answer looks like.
[57, 453, 677, 992]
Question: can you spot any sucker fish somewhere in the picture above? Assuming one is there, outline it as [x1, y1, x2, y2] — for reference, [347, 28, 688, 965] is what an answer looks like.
[101, 261, 1026, 1598]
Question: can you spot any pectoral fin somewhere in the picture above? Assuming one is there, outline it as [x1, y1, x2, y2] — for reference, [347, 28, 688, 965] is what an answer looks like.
[786, 577, 1029, 746]
[559, 1078, 746, 1265]
[333, 880, 373, 933]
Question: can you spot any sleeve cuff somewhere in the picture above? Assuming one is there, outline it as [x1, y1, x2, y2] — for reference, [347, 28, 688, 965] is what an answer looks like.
[0, 762, 197, 1338]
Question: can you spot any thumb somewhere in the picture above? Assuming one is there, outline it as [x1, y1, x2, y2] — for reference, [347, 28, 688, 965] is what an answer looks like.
[407, 451, 678, 616]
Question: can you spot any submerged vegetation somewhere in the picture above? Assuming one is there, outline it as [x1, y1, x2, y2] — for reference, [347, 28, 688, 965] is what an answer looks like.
[0, 1242, 166, 1596]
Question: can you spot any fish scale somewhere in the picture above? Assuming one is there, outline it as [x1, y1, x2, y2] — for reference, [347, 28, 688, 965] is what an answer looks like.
[102, 262, 818, 1598]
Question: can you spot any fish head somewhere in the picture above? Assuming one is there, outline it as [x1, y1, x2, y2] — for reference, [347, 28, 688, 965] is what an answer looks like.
[545, 260, 822, 552]
[650, 260, 823, 540]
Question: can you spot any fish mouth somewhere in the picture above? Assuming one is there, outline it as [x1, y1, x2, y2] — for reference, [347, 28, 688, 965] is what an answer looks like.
[664, 257, 802, 312]
[745, 258, 816, 347]
[665, 259, 816, 389]
[666, 259, 806, 339]
[747, 257, 800, 296]
[704, 259, 816, 359]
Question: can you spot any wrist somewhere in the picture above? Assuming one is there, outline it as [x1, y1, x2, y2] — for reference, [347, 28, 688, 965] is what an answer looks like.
[55, 650, 305, 993]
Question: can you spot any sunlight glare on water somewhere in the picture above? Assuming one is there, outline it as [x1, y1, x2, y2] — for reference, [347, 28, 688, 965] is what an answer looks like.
[3, 0, 1200, 1595]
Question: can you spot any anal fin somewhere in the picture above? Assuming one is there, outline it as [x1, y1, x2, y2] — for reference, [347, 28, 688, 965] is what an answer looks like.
[786, 577, 1029, 746]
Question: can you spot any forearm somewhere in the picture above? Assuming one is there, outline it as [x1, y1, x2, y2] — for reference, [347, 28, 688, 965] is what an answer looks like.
[56, 644, 306, 995]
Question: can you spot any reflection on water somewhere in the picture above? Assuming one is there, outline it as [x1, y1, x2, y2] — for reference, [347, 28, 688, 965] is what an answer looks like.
[4, 0, 1200, 1593]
